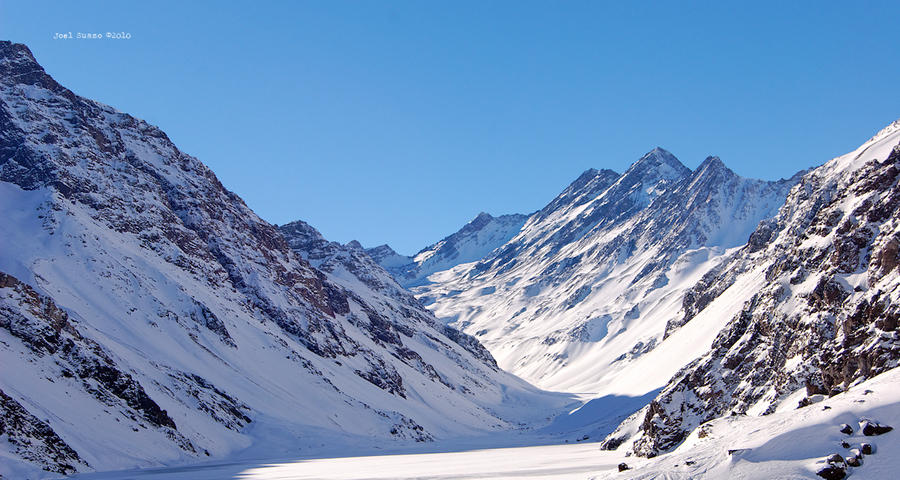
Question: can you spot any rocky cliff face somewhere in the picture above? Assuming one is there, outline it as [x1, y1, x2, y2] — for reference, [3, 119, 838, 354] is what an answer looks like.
[607, 120, 900, 457]
[0, 41, 565, 477]
[411, 147, 800, 394]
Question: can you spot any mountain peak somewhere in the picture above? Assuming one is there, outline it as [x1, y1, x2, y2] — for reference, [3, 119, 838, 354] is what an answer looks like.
[638, 147, 686, 168]
[683, 156, 740, 191]
[624, 147, 691, 184]
[866, 118, 900, 145]
[0, 41, 75, 99]
[640, 147, 685, 167]
[0, 41, 37, 65]
[279, 219, 324, 240]
[695, 155, 732, 175]
[574, 168, 600, 183]
[463, 212, 496, 232]
[368, 244, 398, 256]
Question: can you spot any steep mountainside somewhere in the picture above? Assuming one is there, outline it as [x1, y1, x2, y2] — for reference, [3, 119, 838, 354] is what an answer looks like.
[278, 220, 499, 368]
[413, 148, 801, 394]
[604, 120, 900, 457]
[367, 212, 528, 287]
[0, 42, 568, 478]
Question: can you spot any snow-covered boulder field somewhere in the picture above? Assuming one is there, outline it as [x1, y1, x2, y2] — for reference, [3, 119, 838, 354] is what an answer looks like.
[597, 366, 900, 480]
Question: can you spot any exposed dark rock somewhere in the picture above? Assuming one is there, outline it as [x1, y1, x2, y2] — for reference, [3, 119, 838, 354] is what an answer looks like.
[388, 417, 433, 443]
[618, 462, 630, 472]
[861, 443, 874, 455]
[840, 424, 853, 435]
[166, 372, 252, 431]
[0, 389, 86, 474]
[0, 272, 178, 431]
[816, 465, 846, 480]
[600, 436, 626, 451]
[354, 354, 407, 398]
[860, 420, 893, 436]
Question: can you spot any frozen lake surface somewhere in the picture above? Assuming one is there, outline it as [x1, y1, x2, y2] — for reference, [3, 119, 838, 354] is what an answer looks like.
[73, 442, 622, 480]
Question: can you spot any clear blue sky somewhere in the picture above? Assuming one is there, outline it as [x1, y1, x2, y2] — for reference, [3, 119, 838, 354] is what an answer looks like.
[2, 1, 898, 254]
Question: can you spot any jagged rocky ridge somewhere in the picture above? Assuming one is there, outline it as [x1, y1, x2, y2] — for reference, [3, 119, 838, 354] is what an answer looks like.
[278, 219, 499, 370]
[604, 120, 900, 457]
[366, 212, 529, 287]
[0, 41, 566, 477]
[407, 147, 802, 394]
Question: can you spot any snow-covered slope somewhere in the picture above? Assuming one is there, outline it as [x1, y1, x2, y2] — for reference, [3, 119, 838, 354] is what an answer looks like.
[367, 212, 528, 287]
[0, 42, 570, 479]
[605, 120, 900, 457]
[598, 366, 900, 479]
[413, 148, 801, 395]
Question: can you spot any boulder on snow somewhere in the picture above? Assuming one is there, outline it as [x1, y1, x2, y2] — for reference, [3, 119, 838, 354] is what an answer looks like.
[799, 395, 826, 408]
[861, 443, 874, 455]
[845, 456, 861, 467]
[816, 465, 846, 480]
[817, 453, 849, 479]
[839, 424, 854, 435]
[600, 435, 626, 450]
[860, 420, 893, 436]
[618, 462, 630, 472]
[841, 441, 850, 449]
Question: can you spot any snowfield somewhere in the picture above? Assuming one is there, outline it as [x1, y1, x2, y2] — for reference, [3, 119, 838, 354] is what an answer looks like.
[71, 367, 900, 479]
[74, 443, 624, 480]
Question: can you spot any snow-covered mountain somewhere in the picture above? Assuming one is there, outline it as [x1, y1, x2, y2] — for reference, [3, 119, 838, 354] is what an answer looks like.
[411, 147, 802, 395]
[366, 212, 528, 287]
[605, 120, 900, 457]
[0, 42, 569, 479]
[278, 220, 499, 369]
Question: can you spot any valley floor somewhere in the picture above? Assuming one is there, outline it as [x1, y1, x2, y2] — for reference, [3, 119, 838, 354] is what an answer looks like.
[69, 368, 900, 480]
[73, 443, 623, 480]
